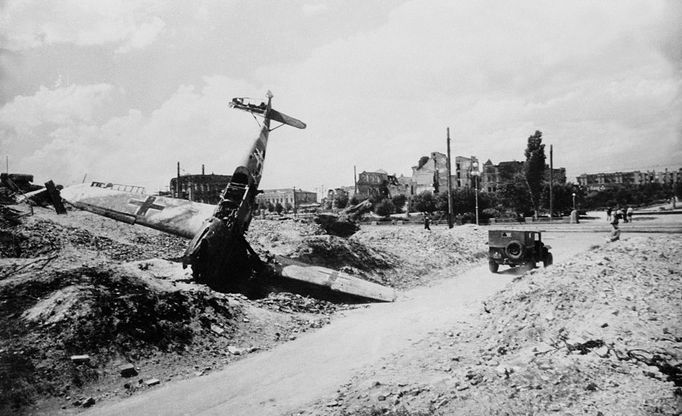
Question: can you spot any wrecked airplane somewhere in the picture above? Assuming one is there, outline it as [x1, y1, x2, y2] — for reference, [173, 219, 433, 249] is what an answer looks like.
[58, 92, 396, 302]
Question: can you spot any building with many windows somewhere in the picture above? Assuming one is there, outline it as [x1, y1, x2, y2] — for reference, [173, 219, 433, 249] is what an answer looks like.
[577, 168, 681, 191]
[256, 188, 317, 210]
[170, 173, 231, 204]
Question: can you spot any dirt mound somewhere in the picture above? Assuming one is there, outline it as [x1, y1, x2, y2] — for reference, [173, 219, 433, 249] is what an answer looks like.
[1, 210, 494, 414]
[0, 263, 242, 413]
[250, 219, 489, 289]
[352, 225, 488, 288]
[303, 235, 681, 415]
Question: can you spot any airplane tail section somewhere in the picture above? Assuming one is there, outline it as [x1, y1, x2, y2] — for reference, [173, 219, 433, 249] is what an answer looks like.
[230, 95, 306, 129]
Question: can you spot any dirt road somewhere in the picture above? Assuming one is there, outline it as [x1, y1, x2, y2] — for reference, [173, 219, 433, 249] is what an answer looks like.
[84, 232, 605, 416]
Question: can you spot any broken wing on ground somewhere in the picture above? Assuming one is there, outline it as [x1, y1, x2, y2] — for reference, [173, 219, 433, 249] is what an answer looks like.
[60, 183, 214, 239]
[59, 182, 397, 302]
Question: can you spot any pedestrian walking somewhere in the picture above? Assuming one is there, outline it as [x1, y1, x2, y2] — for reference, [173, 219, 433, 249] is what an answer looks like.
[627, 206, 633, 223]
[424, 213, 431, 230]
[606, 207, 612, 222]
[608, 214, 621, 242]
[622, 205, 629, 223]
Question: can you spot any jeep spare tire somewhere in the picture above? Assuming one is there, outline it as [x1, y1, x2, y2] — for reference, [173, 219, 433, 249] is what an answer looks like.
[505, 240, 524, 260]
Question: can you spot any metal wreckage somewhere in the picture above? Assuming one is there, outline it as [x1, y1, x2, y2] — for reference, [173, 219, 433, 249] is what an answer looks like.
[51, 92, 395, 302]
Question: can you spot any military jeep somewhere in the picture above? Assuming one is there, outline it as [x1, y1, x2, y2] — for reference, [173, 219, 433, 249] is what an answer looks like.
[487, 230, 553, 273]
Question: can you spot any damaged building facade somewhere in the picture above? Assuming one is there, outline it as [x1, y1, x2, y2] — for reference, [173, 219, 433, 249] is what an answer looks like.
[355, 170, 409, 200]
[169, 164, 231, 204]
[410, 153, 479, 195]
[479, 160, 567, 193]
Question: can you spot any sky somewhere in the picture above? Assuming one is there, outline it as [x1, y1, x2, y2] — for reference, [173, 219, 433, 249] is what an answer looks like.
[1, 0, 681, 195]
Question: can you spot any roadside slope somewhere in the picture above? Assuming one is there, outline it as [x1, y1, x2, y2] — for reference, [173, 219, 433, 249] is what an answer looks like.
[83, 233, 606, 416]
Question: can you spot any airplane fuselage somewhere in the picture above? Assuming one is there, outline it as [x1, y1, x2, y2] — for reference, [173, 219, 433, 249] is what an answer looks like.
[183, 94, 274, 288]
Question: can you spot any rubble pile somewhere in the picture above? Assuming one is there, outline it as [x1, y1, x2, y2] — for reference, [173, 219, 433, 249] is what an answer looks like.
[303, 236, 681, 415]
[0, 263, 242, 413]
[1, 211, 494, 414]
[255, 292, 344, 315]
[352, 225, 488, 288]
[251, 218, 489, 289]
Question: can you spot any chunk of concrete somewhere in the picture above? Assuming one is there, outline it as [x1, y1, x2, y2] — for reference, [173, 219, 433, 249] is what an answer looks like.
[144, 378, 160, 386]
[119, 363, 138, 378]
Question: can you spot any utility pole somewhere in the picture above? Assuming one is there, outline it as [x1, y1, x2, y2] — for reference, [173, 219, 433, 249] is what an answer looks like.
[446, 128, 453, 228]
[549, 145, 553, 224]
[176, 161, 181, 199]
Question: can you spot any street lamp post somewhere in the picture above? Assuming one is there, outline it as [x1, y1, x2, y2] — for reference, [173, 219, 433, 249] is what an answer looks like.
[471, 158, 480, 225]
[572, 192, 576, 211]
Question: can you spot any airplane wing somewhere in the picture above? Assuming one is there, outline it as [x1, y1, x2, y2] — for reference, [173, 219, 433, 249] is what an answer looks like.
[281, 264, 396, 302]
[60, 182, 215, 239]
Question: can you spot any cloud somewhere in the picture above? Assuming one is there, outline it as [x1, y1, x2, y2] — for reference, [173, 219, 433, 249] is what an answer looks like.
[115, 16, 166, 54]
[255, 0, 681, 185]
[1, 0, 679, 193]
[302, 2, 329, 17]
[0, 0, 166, 52]
[0, 77, 265, 189]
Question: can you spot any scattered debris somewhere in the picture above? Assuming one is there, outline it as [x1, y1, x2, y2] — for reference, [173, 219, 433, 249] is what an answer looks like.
[70, 355, 91, 365]
[119, 364, 138, 378]
[144, 378, 160, 387]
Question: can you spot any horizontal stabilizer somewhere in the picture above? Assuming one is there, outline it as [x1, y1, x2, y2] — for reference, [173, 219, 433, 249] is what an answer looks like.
[269, 109, 307, 129]
[281, 264, 396, 302]
[230, 97, 306, 129]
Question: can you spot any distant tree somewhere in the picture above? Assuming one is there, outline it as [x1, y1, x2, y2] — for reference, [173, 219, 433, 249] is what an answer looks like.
[284, 201, 293, 212]
[435, 191, 450, 213]
[541, 182, 576, 215]
[391, 194, 407, 212]
[275, 202, 284, 215]
[411, 191, 437, 213]
[498, 175, 533, 216]
[267, 201, 275, 212]
[524, 130, 546, 218]
[334, 192, 349, 209]
[349, 195, 361, 206]
[374, 199, 396, 217]
[675, 181, 682, 201]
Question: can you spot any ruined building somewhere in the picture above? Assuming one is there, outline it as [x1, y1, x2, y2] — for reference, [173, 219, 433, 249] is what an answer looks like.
[479, 160, 566, 193]
[410, 153, 479, 195]
[356, 170, 409, 200]
[169, 165, 231, 204]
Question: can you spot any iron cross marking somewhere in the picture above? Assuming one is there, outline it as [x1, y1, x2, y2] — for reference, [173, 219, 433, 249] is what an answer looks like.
[129, 196, 165, 216]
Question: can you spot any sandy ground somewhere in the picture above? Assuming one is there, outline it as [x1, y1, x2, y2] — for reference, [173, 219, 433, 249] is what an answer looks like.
[2, 206, 680, 415]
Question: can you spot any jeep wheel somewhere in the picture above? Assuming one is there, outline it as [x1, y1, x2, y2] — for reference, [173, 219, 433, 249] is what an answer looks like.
[505, 240, 524, 260]
[488, 261, 499, 273]
[543, 252, 553, 268]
